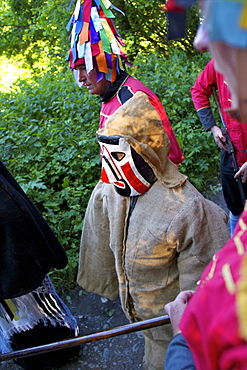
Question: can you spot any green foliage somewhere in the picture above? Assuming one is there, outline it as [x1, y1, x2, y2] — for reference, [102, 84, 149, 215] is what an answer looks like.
[0, 0, 71, 68]
[105, 308, 115, 317]
[0, 0, 200, 69]
[0, 69, 101, 286]
[131, 51, 220, 190]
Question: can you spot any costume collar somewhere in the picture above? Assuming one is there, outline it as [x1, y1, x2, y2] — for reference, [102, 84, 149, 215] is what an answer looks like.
[101, 71, 129, 103]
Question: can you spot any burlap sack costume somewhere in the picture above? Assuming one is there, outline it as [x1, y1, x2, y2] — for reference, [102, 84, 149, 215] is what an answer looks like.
[77, 92, 230, 370]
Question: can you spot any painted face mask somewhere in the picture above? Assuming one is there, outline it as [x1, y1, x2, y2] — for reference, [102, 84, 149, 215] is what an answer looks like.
[97, 135, 156, 197]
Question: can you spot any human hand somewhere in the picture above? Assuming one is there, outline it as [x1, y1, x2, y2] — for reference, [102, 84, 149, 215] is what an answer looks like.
[210, 126, 227, 150]
[235, 162, 247, 183]
[164, 290, 194, 336]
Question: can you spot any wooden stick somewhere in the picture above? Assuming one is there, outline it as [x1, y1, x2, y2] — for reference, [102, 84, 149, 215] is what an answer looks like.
[0, 315, 170, 362]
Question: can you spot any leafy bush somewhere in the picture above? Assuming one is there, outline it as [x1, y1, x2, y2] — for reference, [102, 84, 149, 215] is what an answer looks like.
[0, 52, 220, 287]
[131, 51, 220, 189]
[0, 69, 101, 286]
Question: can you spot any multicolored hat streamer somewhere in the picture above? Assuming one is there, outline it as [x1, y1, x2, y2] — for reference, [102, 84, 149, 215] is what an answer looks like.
[66, 0, 128, 82]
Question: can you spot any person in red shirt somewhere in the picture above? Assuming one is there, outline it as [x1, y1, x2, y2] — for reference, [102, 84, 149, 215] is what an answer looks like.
[191, 59, 247, 235]
[67, 0, 184, 166]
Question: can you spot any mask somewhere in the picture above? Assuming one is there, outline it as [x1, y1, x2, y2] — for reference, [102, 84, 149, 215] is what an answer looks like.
[97, 135, 156, 197]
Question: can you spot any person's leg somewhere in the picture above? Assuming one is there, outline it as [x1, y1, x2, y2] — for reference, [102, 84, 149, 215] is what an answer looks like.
[229, 211, 241, 237]
[220, 151, 247, 235]
[142, 325, 173, 370]
[143, 335, 168, 370]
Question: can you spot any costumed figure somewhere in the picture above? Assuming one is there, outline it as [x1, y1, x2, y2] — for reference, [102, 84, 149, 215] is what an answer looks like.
[191, 58, 247, 235]
[66, 0, 184, 165]
[0, 161, 79, 370]
[77, 92, 230, 370]
[165, 205, 247, 370]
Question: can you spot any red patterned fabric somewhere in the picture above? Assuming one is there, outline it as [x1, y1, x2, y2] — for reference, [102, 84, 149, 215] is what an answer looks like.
[180, 207, 247, 370]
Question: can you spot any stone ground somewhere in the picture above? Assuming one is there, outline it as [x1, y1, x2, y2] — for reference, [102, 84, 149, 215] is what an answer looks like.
[0, 183, 229, 370]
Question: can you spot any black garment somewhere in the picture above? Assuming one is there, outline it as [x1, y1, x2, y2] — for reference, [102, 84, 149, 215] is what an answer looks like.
[0, 161, 67, 299]
[166, 12, 187, 41]
[220, 150, 247, 215]
[101, 70, 129, 103]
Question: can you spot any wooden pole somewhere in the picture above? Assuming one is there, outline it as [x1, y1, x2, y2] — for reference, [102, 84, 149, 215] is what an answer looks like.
[0, 315, 170, 362]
